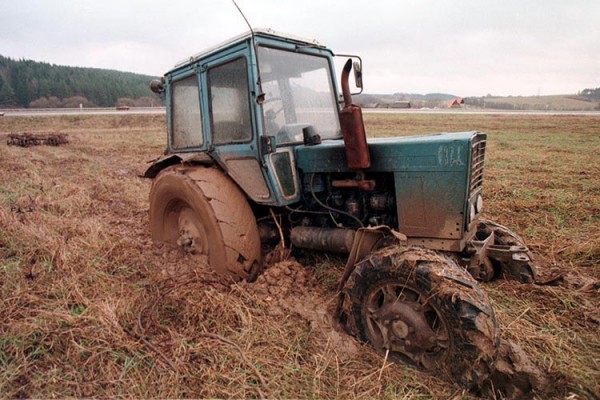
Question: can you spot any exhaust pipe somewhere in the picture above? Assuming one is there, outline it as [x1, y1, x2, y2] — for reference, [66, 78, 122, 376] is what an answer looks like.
[339, 59, 370, 170]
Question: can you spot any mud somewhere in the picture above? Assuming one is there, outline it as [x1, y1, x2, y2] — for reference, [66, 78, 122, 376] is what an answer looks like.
[149, 165, 261, 281]
[554, 272, 599, 292]
[485, 339, 555, 399]
[242, 259, 361, 358]
[256, 251, 559, 398]
[151, 247, 359, 358]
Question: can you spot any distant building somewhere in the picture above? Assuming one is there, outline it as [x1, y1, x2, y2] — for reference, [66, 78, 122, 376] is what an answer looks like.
[391, 101, 411, 109]
[448, 98, 464, 108]
[376, 100, 411, 109]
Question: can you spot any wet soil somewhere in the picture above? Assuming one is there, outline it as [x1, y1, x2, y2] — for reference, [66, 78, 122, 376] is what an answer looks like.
[242, 259, 362, 358]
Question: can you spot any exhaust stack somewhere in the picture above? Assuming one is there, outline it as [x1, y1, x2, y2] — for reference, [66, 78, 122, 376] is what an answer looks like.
[339, 59, 370, 170]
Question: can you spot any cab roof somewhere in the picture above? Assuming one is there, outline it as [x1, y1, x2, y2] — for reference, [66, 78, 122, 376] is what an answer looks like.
[173, 28, 326, 69]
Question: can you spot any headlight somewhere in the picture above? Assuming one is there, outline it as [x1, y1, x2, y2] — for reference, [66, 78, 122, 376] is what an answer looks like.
[476, 194, 483, 213]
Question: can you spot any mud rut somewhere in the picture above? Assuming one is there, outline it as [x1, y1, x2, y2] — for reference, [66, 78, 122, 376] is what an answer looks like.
[241, 260, 361, 358]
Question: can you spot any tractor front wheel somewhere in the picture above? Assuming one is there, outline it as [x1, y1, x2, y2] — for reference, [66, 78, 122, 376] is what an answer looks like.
[339, 246, 499, 388]
[149, 165, 261, 282]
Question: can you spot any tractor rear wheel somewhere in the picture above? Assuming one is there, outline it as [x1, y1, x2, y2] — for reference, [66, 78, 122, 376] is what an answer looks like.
[339, 246, 499, 388]
[149, 165, 261, 281]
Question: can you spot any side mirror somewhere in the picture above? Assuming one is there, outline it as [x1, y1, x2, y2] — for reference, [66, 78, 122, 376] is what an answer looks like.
[353, 61, 362, 89]
[150, 77, 165, 94]
[334, 54, 363, 95]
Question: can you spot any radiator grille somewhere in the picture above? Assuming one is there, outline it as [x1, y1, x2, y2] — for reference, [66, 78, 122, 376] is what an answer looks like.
[470, 134, 486, 192]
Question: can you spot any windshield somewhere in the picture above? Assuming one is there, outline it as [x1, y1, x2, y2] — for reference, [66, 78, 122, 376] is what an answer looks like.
[257, 47, 341, 144]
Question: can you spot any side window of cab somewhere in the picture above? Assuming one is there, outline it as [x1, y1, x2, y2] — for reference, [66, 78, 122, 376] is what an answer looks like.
[207, 58, 252, 145]
[170, 74, 203, 149]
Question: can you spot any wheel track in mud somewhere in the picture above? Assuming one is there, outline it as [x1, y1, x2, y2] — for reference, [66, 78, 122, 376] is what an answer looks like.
[241, 259, 362, 358]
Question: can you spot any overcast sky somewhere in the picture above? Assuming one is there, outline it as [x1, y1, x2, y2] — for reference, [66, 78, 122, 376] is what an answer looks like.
[1, 0, 598, 97]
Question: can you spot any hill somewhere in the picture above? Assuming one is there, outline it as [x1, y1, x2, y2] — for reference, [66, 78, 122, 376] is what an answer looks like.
[464, 94, 599, 111]
[355, 92, 458, 108]
[355, 90, 600, 111]
[0, 55, 160, 108]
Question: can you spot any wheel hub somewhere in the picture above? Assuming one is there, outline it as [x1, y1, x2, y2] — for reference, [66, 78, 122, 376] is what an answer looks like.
[176, 208, 208, 255]
[364, 283, 450, 370]
[375, 301, 437, 353]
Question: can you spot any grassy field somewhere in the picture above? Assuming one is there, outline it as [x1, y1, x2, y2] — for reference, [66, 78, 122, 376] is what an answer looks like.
[0, 113, 598, 398]
[480, 95, 598, 111]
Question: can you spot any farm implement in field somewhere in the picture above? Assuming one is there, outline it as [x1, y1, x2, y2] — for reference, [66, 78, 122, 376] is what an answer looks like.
[7, 132, 68, 147]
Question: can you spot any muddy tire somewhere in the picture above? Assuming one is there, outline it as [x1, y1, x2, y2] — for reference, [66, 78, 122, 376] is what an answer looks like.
[339, 246, 499, 388]
[149, 165, 261, 281]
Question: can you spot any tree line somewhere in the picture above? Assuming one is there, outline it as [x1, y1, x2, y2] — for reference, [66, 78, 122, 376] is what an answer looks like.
[580, 87, 600, 98]
[0, 55, 162, 108]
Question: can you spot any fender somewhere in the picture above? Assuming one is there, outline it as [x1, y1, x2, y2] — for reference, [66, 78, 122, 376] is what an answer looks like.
[144, 152, 213, 179]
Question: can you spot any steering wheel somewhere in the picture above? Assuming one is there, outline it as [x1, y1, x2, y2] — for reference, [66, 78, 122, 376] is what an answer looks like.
[263, 96, 282, 104]
[263, 96, 284, 117]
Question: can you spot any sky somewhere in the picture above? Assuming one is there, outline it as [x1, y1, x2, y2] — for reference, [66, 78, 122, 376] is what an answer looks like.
[1, 0, 598, 97]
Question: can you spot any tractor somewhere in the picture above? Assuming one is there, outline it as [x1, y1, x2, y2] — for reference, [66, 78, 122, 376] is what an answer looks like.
[146, 28, 538, 388]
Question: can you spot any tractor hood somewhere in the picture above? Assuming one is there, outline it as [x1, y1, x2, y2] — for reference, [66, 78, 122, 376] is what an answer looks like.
[295, 130, 486, 248]
[295, 131, 479, 174]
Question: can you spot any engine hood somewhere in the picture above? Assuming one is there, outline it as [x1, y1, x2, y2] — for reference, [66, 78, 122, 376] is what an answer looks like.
[295, 131, 480, 173]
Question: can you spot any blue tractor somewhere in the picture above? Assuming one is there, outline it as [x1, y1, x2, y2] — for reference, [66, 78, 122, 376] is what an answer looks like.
[146, 29, 538, 388]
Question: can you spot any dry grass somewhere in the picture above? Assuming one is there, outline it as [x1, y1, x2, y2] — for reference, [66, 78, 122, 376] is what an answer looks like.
[364, 113, 600, 275]
[481, 95, 598, 111]
[0, 113, 598, 398]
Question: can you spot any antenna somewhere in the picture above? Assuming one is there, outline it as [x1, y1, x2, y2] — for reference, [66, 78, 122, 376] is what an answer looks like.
[231, 0, 263, 93]
[231, 0, 254, 36]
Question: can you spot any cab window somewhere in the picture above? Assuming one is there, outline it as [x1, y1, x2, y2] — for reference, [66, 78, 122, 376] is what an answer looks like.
[207, 58, 252, 145]
[171, 74, 203, 149]
[257, 46, 340, 144]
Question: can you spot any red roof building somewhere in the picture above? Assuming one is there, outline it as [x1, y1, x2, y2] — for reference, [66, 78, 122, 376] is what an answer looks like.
[448, 97, 464, 108]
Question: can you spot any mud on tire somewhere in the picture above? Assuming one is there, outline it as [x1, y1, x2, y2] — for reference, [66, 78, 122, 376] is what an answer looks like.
[339, 246, 499, 388]
[149, 165, 261, 281]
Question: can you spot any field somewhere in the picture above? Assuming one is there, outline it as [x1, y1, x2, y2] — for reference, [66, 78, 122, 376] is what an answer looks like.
[479, 95, 598, 111]
[0, 113, 598, 398]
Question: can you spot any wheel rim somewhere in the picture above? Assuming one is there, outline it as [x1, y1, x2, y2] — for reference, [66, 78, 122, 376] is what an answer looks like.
[177, 207, 209, 255]
[164, 203, 209, 256]
[363, 281, 450, 371]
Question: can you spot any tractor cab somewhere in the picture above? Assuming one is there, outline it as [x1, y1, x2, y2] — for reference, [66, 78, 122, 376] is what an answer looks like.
[149, 29, 349, 206]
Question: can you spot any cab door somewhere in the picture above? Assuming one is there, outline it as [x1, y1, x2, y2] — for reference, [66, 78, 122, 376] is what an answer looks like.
[201, 48, 274, 203]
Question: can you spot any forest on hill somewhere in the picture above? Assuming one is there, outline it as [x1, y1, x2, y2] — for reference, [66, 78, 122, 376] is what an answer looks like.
[0, 55, 161, 108]
[1, 54, 597, 111]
